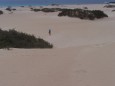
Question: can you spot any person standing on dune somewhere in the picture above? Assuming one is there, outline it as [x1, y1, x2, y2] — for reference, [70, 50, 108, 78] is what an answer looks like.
[49, 29, 51, 36]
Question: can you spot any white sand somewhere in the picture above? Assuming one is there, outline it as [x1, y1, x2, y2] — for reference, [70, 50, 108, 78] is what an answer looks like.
[0, 4, 115, 86]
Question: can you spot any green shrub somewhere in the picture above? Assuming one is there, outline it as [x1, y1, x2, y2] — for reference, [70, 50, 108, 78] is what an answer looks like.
[91, 10, 108, 18]
[31, 8, 41, 12]
[0, 29, 53, 49]
[0, 10, 3, 15]
[31, 8, 61, 12]
[6, 7, 12, 11]
[58, 9, 108, 20]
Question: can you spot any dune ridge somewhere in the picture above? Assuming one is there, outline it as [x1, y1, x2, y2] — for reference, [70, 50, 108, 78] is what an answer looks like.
[0, 4, 115, 86]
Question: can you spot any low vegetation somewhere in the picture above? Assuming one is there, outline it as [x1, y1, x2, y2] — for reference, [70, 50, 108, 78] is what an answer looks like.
[5, 7, 16, 11]
[112, 10, 115, 12]
[0, 10, 3, 15]
[58, 9, 108, 20]
[91, 10, 108, 19]
[104, 5, 115, 8]
[0, 29, 53, 49]
[31, 8, 41, 12]
[31, 8, 61, 12]
[31, 7, 108, 20]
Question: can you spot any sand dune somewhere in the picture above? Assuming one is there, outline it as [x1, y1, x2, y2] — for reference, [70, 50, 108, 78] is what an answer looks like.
[0, 4, 115, 86]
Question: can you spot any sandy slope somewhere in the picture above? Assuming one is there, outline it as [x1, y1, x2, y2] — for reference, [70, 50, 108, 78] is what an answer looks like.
[0, 44, 115, 86]
[0, 4, 115, 86]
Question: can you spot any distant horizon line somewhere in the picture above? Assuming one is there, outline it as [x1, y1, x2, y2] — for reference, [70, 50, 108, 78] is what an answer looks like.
[0, 2, 107, 7]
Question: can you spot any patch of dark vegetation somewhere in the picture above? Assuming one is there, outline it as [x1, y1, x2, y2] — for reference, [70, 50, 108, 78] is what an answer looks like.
[31, 8, 61, 12]
[0, 10, 3, 15]
[41, 8, 57, 12]
[30, 7, 108, 20]
[30, 8, 41, 12]
[6, 7, 16, 11]
[104, 5, 115, 8]
[20, 6, 25, 7]
[12, 8, 16, 11]
[112, 10, 115, 12]
[83, 7, 88, 9]
[58, 9, 108, 20]
[91, 10, 108, 18]
[0, 29, 53, 49]
[51, 4, 60, 6]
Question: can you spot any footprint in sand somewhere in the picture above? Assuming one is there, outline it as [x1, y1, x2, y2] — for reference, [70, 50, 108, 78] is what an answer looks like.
[75, 69, 88, 74]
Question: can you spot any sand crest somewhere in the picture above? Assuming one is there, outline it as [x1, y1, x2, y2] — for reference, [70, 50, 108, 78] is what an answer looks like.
[0, 4, 115, 86]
